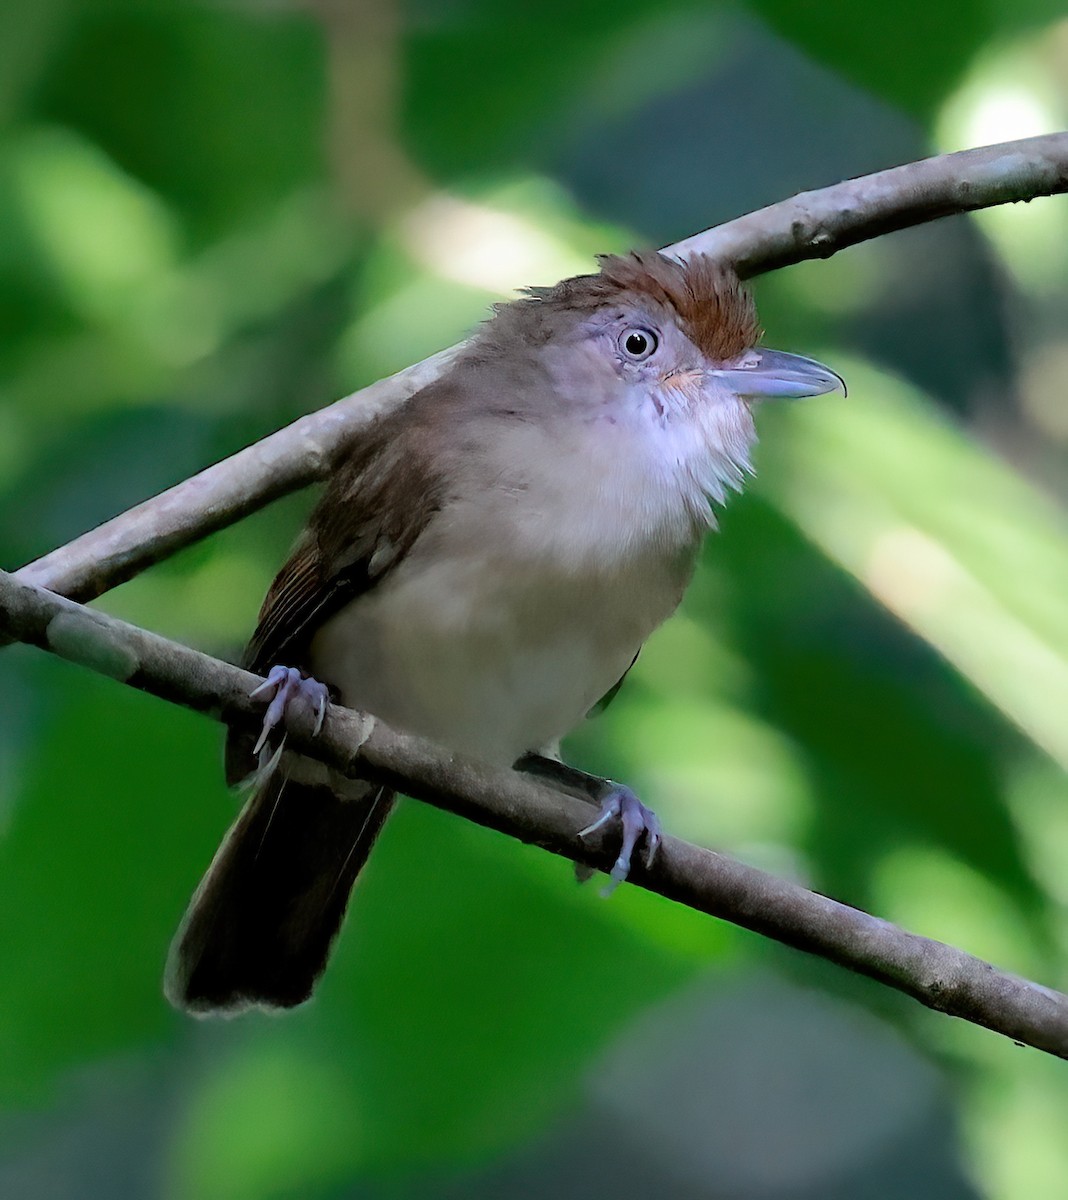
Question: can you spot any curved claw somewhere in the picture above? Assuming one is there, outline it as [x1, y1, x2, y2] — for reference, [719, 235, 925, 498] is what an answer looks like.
[579, 785, 661, 895]
[250, 666, 331, 756]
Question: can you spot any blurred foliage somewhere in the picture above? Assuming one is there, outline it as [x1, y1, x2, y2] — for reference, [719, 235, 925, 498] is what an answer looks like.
[2, 2, 1068, 1199]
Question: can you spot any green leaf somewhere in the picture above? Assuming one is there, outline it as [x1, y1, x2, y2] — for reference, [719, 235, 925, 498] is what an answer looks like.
[35, 8, 325, 237]
[0, 656, 231, 1102]
[742, 0, 992, 119]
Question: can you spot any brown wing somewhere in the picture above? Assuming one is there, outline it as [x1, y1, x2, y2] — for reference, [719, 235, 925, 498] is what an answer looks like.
[227, 402, 447, 782]
[245, 404, 446, 673]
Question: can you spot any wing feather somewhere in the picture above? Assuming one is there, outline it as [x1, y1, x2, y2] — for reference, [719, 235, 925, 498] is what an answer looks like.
[228, 396, 449, 782]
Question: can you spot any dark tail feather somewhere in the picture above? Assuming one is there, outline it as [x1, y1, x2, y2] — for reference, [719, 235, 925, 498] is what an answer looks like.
[165, 774, 395, 1014]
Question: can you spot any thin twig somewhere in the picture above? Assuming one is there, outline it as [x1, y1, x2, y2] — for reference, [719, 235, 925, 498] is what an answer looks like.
[2, 567, 1067, 1057]
[16, 134, 1068, 603]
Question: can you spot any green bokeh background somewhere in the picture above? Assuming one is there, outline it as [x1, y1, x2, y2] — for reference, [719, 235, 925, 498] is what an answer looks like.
[3, 2, 1068, 1197]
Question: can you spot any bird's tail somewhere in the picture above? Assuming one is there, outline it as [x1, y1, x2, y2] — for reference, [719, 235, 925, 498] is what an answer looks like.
[165, 772, 394, 1014]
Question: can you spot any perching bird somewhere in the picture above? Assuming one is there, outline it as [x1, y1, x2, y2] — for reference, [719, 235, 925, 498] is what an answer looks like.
[165, 251, 843, 1014]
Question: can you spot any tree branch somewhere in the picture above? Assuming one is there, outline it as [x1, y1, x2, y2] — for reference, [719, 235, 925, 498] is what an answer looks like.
[3, 566, 1067, 1057]
[8, 137, 1068, 1051]
[16, 134, 1068, 604]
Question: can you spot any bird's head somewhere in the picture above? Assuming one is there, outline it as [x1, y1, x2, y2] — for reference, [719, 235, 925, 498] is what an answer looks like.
[476, 250, 844, 513]
[521, 250, 843, 414]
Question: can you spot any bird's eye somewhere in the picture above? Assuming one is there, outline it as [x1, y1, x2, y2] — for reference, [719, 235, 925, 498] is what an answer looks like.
[619, 327, 658, 361]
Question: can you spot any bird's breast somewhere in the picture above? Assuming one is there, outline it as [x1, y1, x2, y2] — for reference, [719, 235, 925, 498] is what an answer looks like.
[311, 416, 702, 764]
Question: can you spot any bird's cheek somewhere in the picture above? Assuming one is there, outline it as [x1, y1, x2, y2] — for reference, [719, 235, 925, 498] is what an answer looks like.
[657, 369, 705, 404]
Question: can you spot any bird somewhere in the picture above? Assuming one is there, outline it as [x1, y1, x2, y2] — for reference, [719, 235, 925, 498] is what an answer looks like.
[164, 250, 843, 1015]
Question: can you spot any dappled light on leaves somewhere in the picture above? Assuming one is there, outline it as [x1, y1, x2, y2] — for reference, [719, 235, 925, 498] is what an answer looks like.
[938, 23, 1068, 291]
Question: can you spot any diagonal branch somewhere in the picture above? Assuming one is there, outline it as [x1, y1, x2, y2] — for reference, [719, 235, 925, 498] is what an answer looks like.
[15, 134, 1068, 604]
[3, 566, 1068, 1057]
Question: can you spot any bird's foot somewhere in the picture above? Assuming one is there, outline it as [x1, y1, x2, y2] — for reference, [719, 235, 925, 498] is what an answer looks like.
[579, 785, 661, 895]
[249, 665, 330, 756]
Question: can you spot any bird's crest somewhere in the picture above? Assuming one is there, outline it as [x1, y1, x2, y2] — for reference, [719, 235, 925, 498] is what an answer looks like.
[525, 251, 761, 361]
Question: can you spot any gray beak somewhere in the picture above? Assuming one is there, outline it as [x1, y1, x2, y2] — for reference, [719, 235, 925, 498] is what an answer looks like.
[712, 349, 846, 400]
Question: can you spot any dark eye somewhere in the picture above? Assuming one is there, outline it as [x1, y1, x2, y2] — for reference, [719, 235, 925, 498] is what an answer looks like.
[619, 327, 658, 361]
